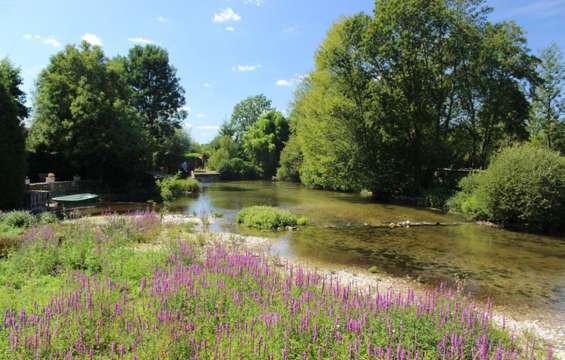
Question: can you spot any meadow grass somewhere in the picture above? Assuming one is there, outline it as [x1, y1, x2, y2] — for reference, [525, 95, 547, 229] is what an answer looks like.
[0, 212, 552, 359]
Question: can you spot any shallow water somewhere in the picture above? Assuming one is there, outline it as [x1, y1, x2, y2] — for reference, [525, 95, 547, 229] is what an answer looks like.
[166, 181, 565, 316]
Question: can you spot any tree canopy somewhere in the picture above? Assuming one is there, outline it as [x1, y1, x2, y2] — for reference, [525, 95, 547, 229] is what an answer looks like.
[287, 0, 538, 198]
[117, 44, 187, 167]
[0, 59, 28, 209]
[226, 94, 273, 142]
[28, 42, 150, 185]
[529, 43, 565, 153]
[243, 111, 289, 178]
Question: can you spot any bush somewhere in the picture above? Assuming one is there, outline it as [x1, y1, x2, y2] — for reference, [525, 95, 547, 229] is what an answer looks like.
[448, 143, 565, 232]
[37, 212, 59, 225]
[0, 211, 35, 229]
[157, 175, 200, 202]
[218, 158, 262, 180]
[418, 186, 454, 211]
[236, 206, 308, 230]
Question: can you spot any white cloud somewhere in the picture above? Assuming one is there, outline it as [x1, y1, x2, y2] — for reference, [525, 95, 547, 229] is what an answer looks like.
[128, 37, 155, 45]
[213, 8, 241, 23]
[23, 34, 61, 48]
[197, 125, 220, 131]
[196, 113, 206, 118]
[275, 79, 293, 87]
[243, 0, 264, 6]
[203, 83, 212, 88]
[81, 33, 103, 46]
[157, 16, 168, 22]
[275, 73, 307, 87]
[43, 37, 61, 48]
[232, 64, 261, 72]
[506, 0, 565, 17]
[283, 26, 298, 33]
[225, 26, 236, 32]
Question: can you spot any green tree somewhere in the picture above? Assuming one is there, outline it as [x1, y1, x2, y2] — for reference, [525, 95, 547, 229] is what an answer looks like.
[529, 43, 565, 152]
[118, 45, 187, 166]
[28, 42, 150, 185]
[243, 111, 289, 178]
[154, 129, 192, 173]
[0, 59, 28, 209]
[228, 94, 273, 142]
[207, 135, 241, 170]
[290, 0, 536, 197]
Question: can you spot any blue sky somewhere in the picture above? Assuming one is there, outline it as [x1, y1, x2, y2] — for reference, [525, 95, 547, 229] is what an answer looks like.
[1, 0, 564, 143]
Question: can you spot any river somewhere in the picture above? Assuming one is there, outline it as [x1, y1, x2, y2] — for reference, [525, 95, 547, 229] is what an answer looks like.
[165, 181, 565, 314]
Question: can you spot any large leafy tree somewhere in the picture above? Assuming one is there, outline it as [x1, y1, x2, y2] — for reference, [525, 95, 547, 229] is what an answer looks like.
[291, 0, 537, 197]
[28, 42, 150, 185]
[0, 59, 28, 209]
[529, 43, 565, 152]
[118, 45, 187, 166]
[228, 94, 273, 142]
[243, 111, 289, 178]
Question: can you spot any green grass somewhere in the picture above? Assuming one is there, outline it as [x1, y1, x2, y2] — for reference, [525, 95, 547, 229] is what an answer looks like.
[0, 212, 550, 359]
[236, 205, 308, 230]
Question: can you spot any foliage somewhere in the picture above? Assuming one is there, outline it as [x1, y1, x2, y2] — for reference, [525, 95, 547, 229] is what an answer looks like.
[529, 43, 565, 154]
[226, 94, 273, 142]
[446, 172, 489, 220]
[289, 0, 537, 197]
[242, 111, 289, 178]
[117, 45, 187, 168]
[418, 186, 455, 211]
[154, 129, 192, 173]
[0, 211, 35, 229]
[0, 59, 28, 210]
[37, 212, 59, 225]
[0, 221, 540, 358]
[206, 135, 241, 171]
[156, 174, 200, 202]
[276, 134, 303, 182]
[217, 158, 262, 180]
[28, 42, 151, 185]
[236, 206, 308, 230]
[448, 143, 565, 232]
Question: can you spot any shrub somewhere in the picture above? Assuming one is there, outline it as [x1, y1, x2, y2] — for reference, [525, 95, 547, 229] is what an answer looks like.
[236, 206, 308, 230]
[418, 186, 454, 211]
[0, 211, 35, 229]
[218, 158, 262, 180]
[37, 212, 59, 225]
[448, 143, 565, 232]
[157, 174, 200, 202]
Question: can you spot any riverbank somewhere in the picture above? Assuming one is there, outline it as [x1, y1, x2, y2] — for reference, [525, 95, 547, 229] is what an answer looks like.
[205, 230, 564, 359]
[0, 214, 554, 358]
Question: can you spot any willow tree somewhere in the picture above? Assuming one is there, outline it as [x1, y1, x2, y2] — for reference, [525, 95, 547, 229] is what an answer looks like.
[243, 110, 289, 178]
[0, 59, 28, 209]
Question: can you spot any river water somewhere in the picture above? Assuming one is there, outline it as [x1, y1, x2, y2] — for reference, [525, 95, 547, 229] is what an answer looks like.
[165, 181, 565, 318]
